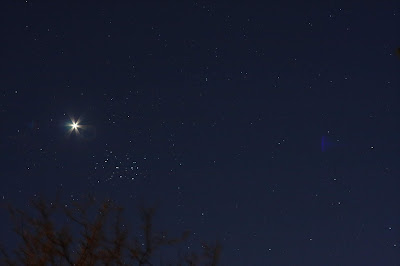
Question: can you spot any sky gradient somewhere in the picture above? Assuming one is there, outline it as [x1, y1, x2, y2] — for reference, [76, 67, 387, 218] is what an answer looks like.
[1, 1, 399, 265]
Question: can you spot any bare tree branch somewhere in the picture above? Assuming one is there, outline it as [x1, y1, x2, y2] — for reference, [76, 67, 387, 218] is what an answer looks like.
[1, 196, 222, 266]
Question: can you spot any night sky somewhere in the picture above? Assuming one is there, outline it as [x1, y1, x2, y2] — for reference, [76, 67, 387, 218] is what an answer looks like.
[1, 1, 399, 265]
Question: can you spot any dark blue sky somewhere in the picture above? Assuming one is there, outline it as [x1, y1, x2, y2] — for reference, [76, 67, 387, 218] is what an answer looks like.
[1, 1, 399, 265]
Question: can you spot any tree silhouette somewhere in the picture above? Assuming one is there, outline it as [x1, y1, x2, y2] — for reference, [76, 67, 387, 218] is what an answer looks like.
[1, 196, 221, 265]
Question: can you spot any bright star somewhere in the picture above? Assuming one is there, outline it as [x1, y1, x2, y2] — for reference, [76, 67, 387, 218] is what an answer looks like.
[71, 122, 79, 129]
[66, 116, 83, 137]
[65, 115, 95, 140]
